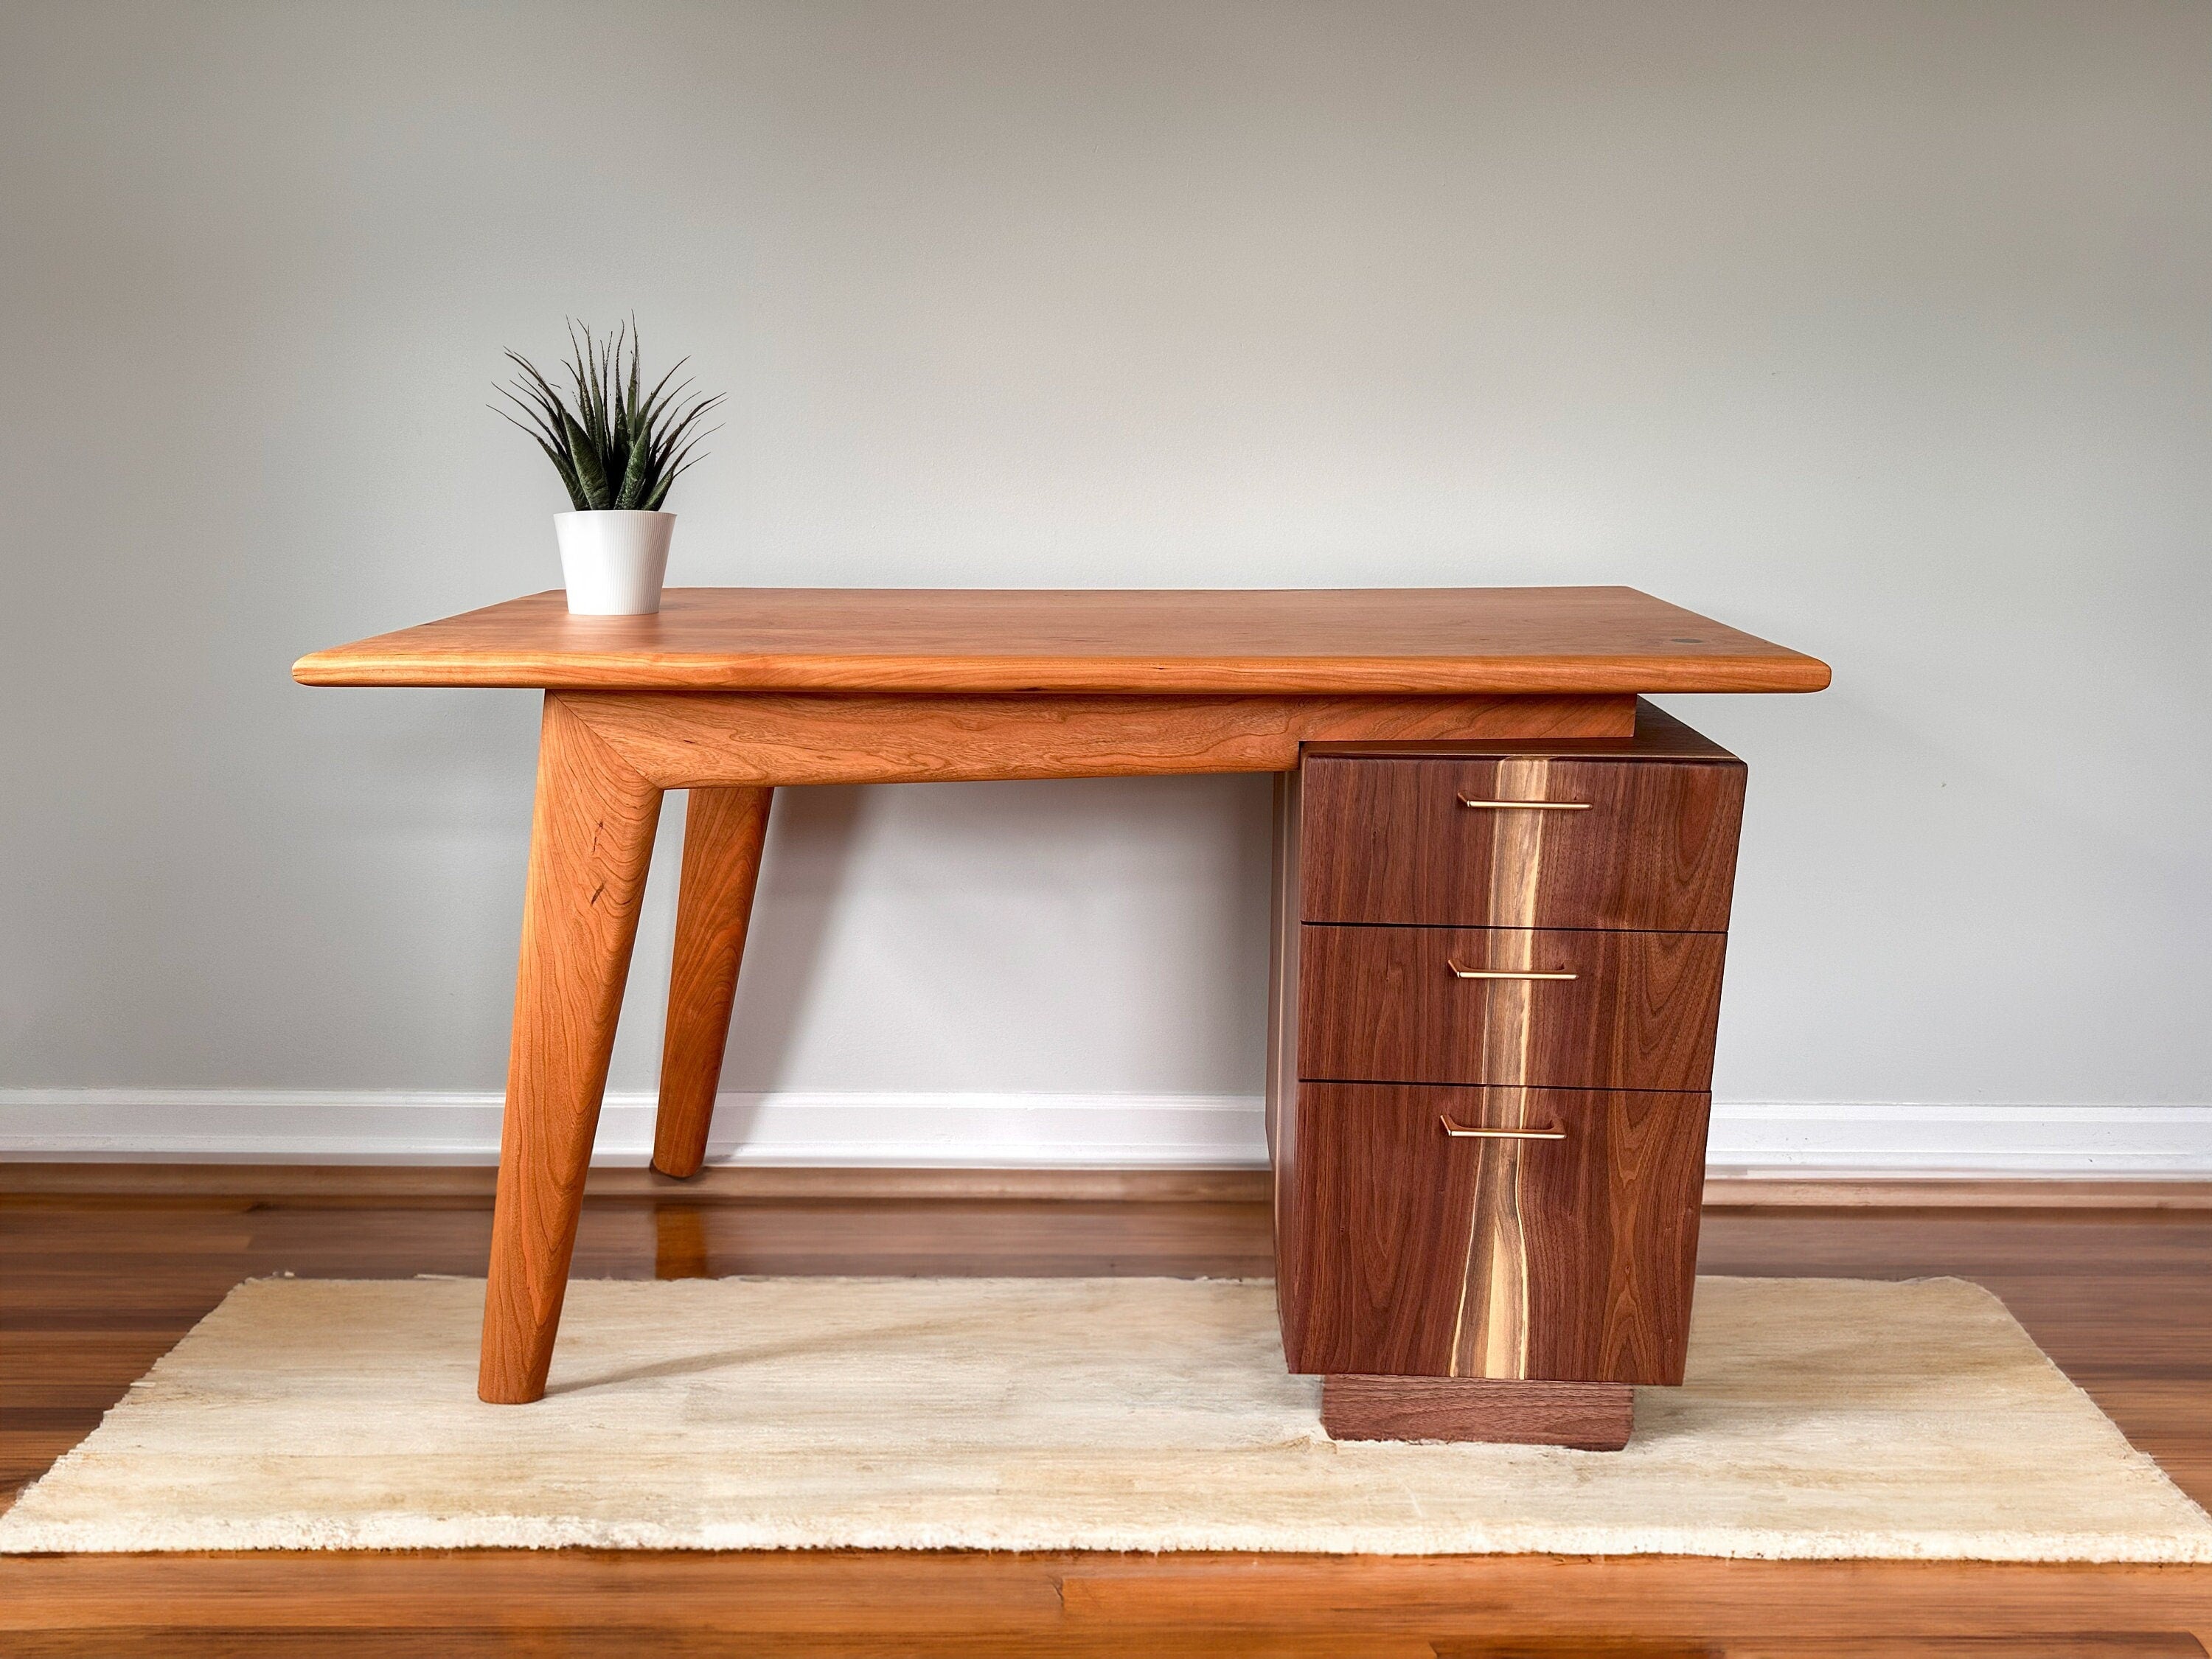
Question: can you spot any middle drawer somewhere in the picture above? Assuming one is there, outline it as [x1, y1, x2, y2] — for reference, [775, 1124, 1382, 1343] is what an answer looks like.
[1297, 925, 1725, 1091]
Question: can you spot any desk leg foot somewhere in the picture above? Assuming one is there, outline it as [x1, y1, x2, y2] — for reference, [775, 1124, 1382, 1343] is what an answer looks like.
[652, 786, 774, 1179]
[1321, 1375, 1634, 1449]
[481, 694, 664, 1405]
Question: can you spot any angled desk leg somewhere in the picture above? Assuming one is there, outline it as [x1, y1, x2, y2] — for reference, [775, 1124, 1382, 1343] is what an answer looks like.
[480, 694, 664, 1405]
[653, 785, 775, 1178]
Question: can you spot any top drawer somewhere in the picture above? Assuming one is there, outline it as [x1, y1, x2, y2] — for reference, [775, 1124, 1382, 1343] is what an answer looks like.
[1299, 746, 1745, 933]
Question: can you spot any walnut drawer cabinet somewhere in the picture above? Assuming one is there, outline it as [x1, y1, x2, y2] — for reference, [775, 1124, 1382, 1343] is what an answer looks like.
[1267, 701, 1745, 1449]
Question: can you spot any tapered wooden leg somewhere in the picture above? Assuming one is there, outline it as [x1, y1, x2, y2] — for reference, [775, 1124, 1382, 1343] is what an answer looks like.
[652, 786, 774, 1178]
[479, 694, 664, 1405]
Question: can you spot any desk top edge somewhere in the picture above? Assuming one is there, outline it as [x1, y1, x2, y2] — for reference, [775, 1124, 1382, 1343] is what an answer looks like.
[293, 586, 1832, 695]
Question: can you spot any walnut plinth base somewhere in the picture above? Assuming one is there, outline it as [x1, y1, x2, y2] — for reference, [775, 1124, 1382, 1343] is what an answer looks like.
[1321, 1376, 1636, 1450]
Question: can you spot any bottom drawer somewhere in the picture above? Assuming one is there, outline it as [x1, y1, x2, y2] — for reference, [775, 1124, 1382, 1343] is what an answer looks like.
[1277, 1083, 1709, 1384]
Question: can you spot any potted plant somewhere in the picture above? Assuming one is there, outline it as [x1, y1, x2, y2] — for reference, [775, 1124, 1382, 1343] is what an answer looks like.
[497, 321, 721, 615]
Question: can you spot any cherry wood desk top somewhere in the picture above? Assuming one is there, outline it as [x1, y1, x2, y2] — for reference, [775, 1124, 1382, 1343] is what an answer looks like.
[293, 586, 1830, 695]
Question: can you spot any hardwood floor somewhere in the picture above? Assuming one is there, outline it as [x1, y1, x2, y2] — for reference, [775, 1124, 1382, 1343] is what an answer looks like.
[2, 1189, 2208, 1655]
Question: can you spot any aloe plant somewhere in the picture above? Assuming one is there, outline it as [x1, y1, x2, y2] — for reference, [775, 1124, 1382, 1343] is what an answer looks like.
[496, 321, 721, 512]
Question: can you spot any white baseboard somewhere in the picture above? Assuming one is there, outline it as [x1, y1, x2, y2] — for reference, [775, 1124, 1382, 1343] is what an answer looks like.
[0, 1090, 1261, 1169]
[1701, 1101, 2212, 1178]
[1, 1090, 2208, 1178]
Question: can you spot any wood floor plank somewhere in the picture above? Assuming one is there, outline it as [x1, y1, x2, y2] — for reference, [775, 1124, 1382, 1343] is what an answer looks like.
[0, 1331, 183, 1382]
[1, 1429, 98, 1503]
[1707, 1640, 2207, 1659]
[0, 1635, 2198, 1659]
[4, 1554, 2204, 1640]
[1053, 1557, 2212, 1635]
[0, 1630, 1457, 1658]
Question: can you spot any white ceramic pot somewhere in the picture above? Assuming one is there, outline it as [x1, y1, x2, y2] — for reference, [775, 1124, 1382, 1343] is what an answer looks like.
[554, 510, 674, 615]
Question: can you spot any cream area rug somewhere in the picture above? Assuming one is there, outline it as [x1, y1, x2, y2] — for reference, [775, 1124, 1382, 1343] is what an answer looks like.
[3, 1275, 2208, 1559]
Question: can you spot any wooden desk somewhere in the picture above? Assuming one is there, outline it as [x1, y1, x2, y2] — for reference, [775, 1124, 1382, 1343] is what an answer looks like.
[297, 587, 1828, 1418]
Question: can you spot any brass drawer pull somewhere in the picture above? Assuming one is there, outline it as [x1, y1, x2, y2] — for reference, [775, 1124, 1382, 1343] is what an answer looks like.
[1447, 959, 1577, 981]
[1439, 1116, 1567, 1141]
[1456, 796, 1590, 810]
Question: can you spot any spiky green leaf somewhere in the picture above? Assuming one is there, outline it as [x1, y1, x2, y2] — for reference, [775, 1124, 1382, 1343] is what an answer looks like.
[562, 411, 612, 509]
[613, 422, 654, 510]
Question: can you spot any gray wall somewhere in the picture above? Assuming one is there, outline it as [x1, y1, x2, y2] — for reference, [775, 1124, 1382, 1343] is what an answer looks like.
[2, 3, 2205, 1138]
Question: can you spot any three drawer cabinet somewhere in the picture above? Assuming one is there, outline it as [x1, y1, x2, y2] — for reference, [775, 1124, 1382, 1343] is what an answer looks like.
[1267, 701, 1746, 1450]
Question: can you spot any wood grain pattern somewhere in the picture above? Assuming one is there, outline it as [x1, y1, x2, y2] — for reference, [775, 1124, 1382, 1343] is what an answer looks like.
[563, 689, 1635, 787]
[291, 586, 1833, 695]
[1321, 1375, 1635, 1448]
[653, 786, 773, 1180]
[1306, 698, 1744, 761]
[478, 695, 664, 1405]
[1296, 925, 1728, 1093]
[1278, 1085, 1709, 1382]
[1267, 770, 1308, 1338]
[1299, 747, 1746, 931]
[7, 1198, 2207, 1650]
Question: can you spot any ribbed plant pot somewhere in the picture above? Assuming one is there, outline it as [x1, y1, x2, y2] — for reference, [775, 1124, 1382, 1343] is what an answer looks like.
[556, 510, 674, 616]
